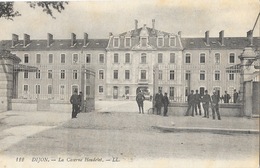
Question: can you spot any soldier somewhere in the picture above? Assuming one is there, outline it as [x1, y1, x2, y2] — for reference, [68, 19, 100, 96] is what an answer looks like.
[201, 90, 211, 118]
[155, 90, 164, 115]
[163, 92, 170, 116]
[136, 90, 145, 114]
[185, 90, 195, 116]
[233, 89, 239, 103]
[194, 90, 202, 115]
[222, 91, 231, 103]
[211, 91, 221, 120]
[70, 90, 79, 119]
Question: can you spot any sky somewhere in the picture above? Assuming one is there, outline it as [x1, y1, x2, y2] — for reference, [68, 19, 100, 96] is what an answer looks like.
[0, 0, 259, 41]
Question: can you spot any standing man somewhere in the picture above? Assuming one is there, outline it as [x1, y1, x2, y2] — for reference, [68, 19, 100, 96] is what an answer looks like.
[185, 90, 195, 116]
[155, 90, 164, 115]
[194, 90, 202, 115]
[136, 90, 145, 114]
[211, 91, 221, 120]
[233, 89, 239, 103]
[163, 92, 170, 116]
[70, 90, 79, 119]
[222, 91, 231, 103]
[201, 90, 211, 118]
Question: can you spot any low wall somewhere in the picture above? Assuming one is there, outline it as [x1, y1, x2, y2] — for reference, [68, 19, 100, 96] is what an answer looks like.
[166, 103, 242, 117]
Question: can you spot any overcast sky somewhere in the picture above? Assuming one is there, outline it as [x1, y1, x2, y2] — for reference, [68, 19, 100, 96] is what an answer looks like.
[0, 0, 259, 40]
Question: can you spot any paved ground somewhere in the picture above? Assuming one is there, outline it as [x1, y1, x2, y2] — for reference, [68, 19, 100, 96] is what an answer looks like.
[0, 101, 259, 168]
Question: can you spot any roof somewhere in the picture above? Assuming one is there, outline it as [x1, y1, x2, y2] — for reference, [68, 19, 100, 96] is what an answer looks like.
[182, 37, 260, 50]
[0, 39, 109, 51]
[119, 27, 173, 37]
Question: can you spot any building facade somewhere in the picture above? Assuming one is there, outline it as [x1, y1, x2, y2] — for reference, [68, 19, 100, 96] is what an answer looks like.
[0, 20, 259, 102]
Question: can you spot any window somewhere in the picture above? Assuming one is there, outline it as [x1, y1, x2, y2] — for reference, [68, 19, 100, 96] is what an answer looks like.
[36, 70, 40, 79]
[125, 70, 130, 80]
[24, 85, 29, 92]
[24, 54, 29, 63]
[86, 86, 90, 96]
[48, 54, 53, 63]
[213, 87, 221, 96]
[24, 71, 29, 79]
[158, 87, 162, 92]
[158, 70, 163, 80]
[125, 38, 131, 47]
[170, 53, 175, 63]
[170, 70, 175, 80]
[72, 85, 78, 94]
[229, 73, 234, 80]
[141, 70, 146, 80]
[99, 86, 104, 93]
[86, 54, 91, 63]
[169, 87, 174, 98]
[99, 54, 104, 63]
[200, 70, 205, 80]
[60, 85, 65, 95]
[48, 70, 52, 79]
[141, 53, 146, 64]
[36, 54, 41, 64]
[125, 53, 130, 63]
[61, 54, 65, 63]
[86, 73, 90, 79]
[229, 53, 235, 63]
[73, 53, 79, 64]
[99, 70, 104, 79]
[185, 53, 191, 63]
[114, 37, 119, 47]
[200, 53, 205, 63]
[73, 70, 78, 79]
[125, 86, 130, 95]
[61, 70, 65, 79]
[158, 37, 164, 47]
[113, 70, 118, 79]
[215, 53, 220, 64]
[215, 70, 220, 80]
[36, 85, 40, 94]
[141, 37, 147, 47]
[169, 37, 176, 46]
[185, 70, 191, 80]
[48, 85, 52, 94]
[114, 53, 119, 63]
[199, 87, 205, 96]
[158, 53, 163, 63]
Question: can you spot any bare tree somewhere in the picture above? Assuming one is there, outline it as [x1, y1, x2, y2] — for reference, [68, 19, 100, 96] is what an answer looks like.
[0, 1, 69, 20]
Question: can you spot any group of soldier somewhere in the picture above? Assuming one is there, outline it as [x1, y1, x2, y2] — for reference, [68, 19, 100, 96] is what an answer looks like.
[70, 91, 83, 118]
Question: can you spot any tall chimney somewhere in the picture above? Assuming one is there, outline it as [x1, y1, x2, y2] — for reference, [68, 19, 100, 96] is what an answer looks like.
[219, 30, 224, 46]
[47, 33, 53, 47]
[23, 34, 30, 47]
[12, 34, 19, 47]
[84, 33, 88, 46]
[247, 30, 253, 46]
[152, 19, 155, 31]
[71, 33, 76, 46]
[205, 31, 209, 46]
[135, 19, 138, 31]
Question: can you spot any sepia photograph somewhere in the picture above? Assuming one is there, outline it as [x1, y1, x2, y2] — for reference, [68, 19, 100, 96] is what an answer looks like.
[0, 0, 259, 167]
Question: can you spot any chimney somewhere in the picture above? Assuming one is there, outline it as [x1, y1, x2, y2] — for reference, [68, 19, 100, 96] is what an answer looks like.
[135, 19, 138, 31]
[12, 34, 19, 47]
[219, 30, 224, 46]
[23, 34, 30, 47]
[247, 30, 253, 46]
[178, 31, 182, 37]
[84, 33, 88, 46]
[205, 31, 209, 46]
[71, 33, 76, 46]
[47, 33, 53, 47]
[152, 19, 155, 31]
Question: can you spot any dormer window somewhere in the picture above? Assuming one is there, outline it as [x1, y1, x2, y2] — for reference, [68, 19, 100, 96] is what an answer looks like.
[169, 37, 176, 46]
[157, 37, 164, 47]
[125, 37, 131, 47]
[141, 37, 147, 47]
[113, 37, 119, 47]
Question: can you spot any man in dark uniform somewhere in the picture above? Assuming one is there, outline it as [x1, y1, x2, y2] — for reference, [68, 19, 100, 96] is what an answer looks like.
[233, 89, 239, 103]
[211, 91, 221, 120]
[155, 90, 164, 115]
[136, 90, 145, 114]
[163, 92, 170, 116]
[194, 90, 202, 115]
[222, 91, 231, 103]
[185, 90, 195, 116]
[201, 90, 211, 118]
[70, 90, 79, 118]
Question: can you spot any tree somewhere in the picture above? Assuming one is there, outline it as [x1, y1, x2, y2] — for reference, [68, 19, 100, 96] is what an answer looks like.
[0, 1, 69, 20]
